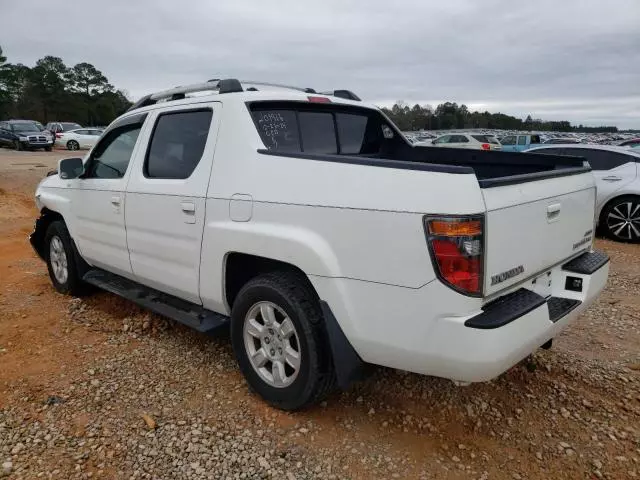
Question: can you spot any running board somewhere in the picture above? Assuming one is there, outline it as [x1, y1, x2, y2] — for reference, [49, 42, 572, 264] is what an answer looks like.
[83, 269, 229, 333]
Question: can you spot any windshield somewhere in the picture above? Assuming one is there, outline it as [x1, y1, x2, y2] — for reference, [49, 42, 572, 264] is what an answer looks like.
[12, 123, 41, 133]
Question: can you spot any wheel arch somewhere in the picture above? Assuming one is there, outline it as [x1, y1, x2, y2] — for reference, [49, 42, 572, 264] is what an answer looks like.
[30, 208, 65, 260]
[223, 252, 365, 390]
[224, 252, 315, 310]
[597, 193, 640, 226]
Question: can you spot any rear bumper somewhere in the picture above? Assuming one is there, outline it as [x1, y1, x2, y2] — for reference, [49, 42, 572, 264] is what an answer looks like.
[417, 250, 609, 382]
[311, 250, 609, 383]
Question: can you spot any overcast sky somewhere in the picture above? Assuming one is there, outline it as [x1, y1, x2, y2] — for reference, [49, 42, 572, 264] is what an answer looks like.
[3, 0, 640, 128]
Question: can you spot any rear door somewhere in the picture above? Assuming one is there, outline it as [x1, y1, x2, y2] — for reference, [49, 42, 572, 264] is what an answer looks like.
[515, 135, 528, 152]
[481, 170, 597, 297]
[125, 103, 220, 304]
[563, 147, 638, 212]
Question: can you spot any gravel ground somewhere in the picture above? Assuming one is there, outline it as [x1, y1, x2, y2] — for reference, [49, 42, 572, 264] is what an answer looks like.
[0, 150, 638, 479]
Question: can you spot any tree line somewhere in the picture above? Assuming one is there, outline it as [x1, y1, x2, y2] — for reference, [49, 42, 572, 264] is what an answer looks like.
[0, 46, 131, 127]
[380, 101, 619, 133]
[0, 46, 624, 133]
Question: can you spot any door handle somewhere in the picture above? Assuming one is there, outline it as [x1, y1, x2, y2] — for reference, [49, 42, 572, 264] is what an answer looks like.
[111, 195, 121, 206]
[181, 201, 196, 224]
[181, 201, 196, 213]
[547, 203, 561, 222]
[602, 176, 622, 182]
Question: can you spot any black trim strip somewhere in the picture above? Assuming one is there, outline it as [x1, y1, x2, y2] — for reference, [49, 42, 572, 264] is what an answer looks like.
[562, 250, 609, 274]
[478, 165, 591, 188]
[257, 149, 474, 174]
[465, 288, 546, 329]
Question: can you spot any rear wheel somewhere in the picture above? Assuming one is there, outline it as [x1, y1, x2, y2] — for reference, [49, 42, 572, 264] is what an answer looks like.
[67, 140, 79, 151]
[230, 271, 335, 410]
[600, 196, 640, 243]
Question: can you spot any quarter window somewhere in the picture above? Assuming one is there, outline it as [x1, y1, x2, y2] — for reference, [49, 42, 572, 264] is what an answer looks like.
[145, 110, 213, 179]
[564, 148, 633, 171]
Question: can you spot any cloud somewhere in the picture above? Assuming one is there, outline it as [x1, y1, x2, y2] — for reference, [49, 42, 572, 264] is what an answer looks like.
[2, 0, 639, 127]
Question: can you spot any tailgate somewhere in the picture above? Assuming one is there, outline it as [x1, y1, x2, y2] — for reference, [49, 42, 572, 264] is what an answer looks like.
[482, 171, 596, 297]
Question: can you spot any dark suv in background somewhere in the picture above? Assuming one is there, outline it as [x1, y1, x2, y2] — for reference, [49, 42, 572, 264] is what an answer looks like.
[0, 120, 54, 151]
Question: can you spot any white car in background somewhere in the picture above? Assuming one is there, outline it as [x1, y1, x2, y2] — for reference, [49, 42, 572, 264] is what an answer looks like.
[418, 133, 502, 151]
[56, 128, 103, 151]
[530, 144, 640, 243]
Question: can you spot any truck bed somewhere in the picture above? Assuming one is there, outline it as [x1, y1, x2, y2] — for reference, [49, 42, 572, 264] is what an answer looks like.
[399, 145, 590, 187]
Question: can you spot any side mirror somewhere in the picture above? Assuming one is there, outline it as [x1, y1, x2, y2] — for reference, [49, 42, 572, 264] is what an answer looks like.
[58, 157, 84, 179]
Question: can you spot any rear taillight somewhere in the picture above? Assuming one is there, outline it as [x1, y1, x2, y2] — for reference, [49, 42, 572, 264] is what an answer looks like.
[56, 133, 63, 138]
[424, 215, 484, 296]
[481, 143, 491, 150]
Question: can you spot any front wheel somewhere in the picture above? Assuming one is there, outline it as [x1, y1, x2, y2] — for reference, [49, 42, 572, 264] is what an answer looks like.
[44, 146, 52, 152]
[600, 196, 640, 243]
[67, 140, 79, 151]
[13, 140, 23, 151]
[230, 271, 335, 410]
[44, 221, 87, 295]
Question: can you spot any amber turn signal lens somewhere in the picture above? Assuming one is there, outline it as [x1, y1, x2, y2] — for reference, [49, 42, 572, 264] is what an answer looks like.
[428, 220, 482, 237]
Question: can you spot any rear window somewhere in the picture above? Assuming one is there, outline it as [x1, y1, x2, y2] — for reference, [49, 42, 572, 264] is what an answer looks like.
[472, 135, 499, 145]
[250, 103, 396, 156]
[62, 123, 82, 131]
[298, 111, 337, 154]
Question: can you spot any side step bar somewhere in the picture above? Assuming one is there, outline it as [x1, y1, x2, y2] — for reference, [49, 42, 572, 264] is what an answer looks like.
[83, 269, 229, 333]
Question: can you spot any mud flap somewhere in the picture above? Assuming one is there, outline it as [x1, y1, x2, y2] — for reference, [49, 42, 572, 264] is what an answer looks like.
[320, 301, 367, 390]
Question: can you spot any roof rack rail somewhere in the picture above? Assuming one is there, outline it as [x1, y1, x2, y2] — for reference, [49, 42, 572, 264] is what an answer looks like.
[126, 79, 360, 112]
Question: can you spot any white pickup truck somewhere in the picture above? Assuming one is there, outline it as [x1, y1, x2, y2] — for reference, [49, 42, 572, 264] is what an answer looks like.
[30, 79, 609, 410]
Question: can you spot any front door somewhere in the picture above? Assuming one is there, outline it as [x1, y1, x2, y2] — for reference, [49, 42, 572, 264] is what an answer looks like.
[69, 113, 148, 278]
[125, 103, 220, 304]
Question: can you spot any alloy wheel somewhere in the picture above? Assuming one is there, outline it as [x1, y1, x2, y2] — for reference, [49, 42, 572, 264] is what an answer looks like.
[243, 301, 302, 388]
[606, 201, 640, 241]
[49, 235, 69, 284]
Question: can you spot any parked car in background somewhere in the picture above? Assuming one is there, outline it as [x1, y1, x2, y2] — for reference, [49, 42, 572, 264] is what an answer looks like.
[617, 138, 640, 148]
[499, 134, 541, 152]
[420, 133, 502, 150]
[530, 144, 640, 243]
[56, 128, 103, 151]
[544, 138, 582, 145]
[45, 122, 83, 140]
[0, 120, 54, 151]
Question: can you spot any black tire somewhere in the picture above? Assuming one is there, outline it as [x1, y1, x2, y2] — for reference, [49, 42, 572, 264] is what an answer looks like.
[44, 221, 88, 295]
[599, 195, 640, 243]
[13, 140, 23, 151]
[230, 271, 336, 410]
[44, 146, 53, 152]
[67, 140, 79, 151]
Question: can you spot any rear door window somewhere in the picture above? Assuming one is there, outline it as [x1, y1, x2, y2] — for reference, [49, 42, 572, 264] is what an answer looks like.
[298, 111, 337, 154]
[145, 109, 213, 179]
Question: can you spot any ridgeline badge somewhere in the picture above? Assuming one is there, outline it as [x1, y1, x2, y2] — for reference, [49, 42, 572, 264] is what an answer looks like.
[491, 265, 525, 286]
